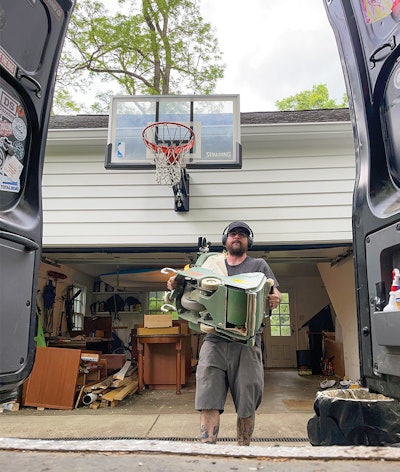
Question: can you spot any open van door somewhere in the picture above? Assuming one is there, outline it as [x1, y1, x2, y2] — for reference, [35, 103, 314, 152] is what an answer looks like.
[324, 1, 400, 398]
[0, 0, 74, 402]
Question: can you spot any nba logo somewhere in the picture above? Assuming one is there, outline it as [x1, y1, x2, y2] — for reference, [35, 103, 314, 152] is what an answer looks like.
[116, 141, 125, 159]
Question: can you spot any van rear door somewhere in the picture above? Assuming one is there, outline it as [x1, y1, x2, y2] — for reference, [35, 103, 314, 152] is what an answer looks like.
[0, 0, 74, 402]
[324, 0, 400, 398]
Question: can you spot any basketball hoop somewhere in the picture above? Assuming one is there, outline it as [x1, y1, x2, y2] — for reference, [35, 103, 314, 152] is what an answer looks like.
[142, 121, 195, 186]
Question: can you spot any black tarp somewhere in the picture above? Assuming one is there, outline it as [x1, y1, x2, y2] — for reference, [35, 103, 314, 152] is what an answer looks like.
[307, 389, 400, 446]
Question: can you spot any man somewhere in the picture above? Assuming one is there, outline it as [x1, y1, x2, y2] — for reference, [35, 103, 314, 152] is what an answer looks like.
[168, 221, 281, 446]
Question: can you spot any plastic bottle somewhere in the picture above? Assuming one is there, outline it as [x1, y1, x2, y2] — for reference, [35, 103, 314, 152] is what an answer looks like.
[395, 289, 400, 311]
[383, 268, 400, 312]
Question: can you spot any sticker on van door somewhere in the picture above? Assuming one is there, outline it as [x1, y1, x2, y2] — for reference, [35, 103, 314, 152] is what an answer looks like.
[0, 85, 27, 194]
[361, 0, 399, 23]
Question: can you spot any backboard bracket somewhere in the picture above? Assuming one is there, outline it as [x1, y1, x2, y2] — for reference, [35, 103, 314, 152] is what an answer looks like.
[173, 168, 189, 212]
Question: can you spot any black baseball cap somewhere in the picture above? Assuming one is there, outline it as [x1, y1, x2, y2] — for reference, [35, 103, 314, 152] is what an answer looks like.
[225, 221, 252, 236]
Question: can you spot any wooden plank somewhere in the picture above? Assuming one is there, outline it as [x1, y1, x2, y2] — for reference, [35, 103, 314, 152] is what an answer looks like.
[113, 379, 138, 401]
[83, 375, 114, 393]
[137, 326, 179, 335]
[75, 385, 85, 409]
[113, 361, 131, 380]
[111, 377, 134, 388]
[101, 388, 124, 402]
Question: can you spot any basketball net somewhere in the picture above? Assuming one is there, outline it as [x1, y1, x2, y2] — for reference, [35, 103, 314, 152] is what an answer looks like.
[142, 122, 195, 187]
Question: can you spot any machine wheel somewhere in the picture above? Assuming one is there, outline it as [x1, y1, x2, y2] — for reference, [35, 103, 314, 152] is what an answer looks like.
[181, 296, 205, 311]
[200, 323, 215, 334]
[200, 277, 221, 291]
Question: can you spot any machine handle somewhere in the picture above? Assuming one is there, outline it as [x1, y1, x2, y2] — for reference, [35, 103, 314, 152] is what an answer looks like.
[160, 303, 176, 312]
[161, 267, 177, 275]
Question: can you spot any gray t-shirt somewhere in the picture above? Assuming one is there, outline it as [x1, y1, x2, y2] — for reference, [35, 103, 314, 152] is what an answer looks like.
[205, 255, 278, 343]
[225, 256, 279, 287]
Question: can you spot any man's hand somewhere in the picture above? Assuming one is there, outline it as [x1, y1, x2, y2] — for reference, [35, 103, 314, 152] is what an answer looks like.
[268, 288, 281, 310]
[167, 275, 178, 291]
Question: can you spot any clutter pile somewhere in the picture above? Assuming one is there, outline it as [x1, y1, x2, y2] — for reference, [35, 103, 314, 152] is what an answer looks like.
[77, 361, 138, 409]
[319, 376, 360, 390]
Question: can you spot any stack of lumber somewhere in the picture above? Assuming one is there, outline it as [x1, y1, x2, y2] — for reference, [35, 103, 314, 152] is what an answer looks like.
[76, 361, 138, 409]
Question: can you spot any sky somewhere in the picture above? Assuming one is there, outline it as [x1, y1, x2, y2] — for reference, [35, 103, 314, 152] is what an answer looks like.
[199, 0, 346, 111]
[74, 0, 347, 113]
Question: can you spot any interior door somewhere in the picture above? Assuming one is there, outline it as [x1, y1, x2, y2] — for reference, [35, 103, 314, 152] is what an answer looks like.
[324, 0, 400, 399]
[0, 0, 74, 403]
[263, 289, 297, 368]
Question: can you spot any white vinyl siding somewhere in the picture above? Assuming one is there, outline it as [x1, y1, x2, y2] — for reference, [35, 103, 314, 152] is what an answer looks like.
[42, 120, 354, 248]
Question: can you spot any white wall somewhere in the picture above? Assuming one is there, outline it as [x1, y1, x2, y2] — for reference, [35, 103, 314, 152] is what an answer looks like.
[43, 121, 355, 248]
[318, 258, 360, 381]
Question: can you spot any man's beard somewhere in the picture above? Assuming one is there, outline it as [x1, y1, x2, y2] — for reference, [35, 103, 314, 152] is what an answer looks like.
[227, 241, 247, 256]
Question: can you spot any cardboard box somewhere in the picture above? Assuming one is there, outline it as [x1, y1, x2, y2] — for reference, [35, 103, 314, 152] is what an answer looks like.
[137, 326, 180, 335]
[144, 314, 172, 328]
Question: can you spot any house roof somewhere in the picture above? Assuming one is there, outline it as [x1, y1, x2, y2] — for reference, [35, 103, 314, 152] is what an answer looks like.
[49, 108, 351, 129]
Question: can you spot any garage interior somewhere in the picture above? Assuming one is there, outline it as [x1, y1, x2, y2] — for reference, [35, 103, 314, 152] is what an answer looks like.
[5, 243, 357, 444]
[39, 242, 354, 376]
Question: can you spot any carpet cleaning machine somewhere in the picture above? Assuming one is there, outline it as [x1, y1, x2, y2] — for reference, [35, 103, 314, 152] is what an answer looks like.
[161, 240, 274, 346]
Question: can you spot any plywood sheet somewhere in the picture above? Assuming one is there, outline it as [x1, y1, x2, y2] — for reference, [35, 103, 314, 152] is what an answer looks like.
[23, 347, 81, 410]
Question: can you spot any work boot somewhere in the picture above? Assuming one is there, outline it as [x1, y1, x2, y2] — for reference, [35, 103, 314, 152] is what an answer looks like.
[237, 414, 255, 446]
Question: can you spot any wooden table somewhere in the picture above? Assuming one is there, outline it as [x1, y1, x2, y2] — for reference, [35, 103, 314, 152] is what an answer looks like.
[137, 334, 186, 394]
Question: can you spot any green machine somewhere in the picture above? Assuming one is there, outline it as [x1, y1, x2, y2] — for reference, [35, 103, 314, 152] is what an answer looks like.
[163, 251, 273, 346]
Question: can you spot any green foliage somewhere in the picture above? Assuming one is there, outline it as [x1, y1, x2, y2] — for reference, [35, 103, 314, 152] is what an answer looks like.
[52, 89, 82, 114]
[55, 0, 225, 113]
[275, 84, 348, 111]
[148, 291, 165, 312]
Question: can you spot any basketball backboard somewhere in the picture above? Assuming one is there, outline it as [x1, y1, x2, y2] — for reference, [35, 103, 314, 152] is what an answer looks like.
[105, 94, 241, 169]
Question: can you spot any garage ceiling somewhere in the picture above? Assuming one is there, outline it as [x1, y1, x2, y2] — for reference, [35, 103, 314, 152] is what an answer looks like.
[42, 244, 353, 282]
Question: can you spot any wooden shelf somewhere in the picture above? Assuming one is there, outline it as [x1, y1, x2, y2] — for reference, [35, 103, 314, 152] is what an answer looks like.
[23, 347, 106, 410]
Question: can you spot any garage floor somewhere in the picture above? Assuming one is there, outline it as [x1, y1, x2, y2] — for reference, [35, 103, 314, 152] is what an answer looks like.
[2, 370, 400, 470]
[1, 369, 325, 446]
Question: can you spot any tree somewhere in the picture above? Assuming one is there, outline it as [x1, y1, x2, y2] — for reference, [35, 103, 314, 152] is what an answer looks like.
[54, 0, 225, 114]
[275, 84, 348, 111]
